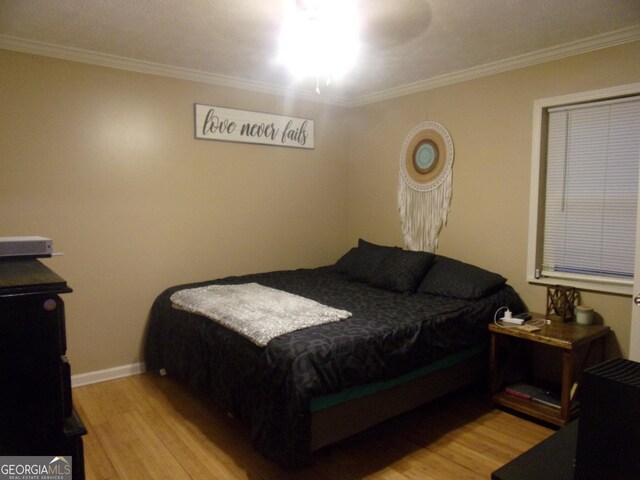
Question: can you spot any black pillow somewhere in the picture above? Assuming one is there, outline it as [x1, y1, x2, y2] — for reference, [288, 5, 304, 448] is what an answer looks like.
[334, 247, 361, 274]
[417, 255, 507, 300]
[347, 239, 400, 283]
[334, 239, 401, 282]
[370, 249, 435, 293]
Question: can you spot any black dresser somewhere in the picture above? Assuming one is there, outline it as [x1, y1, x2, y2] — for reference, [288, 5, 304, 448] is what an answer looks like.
[0, 258, 86, 479]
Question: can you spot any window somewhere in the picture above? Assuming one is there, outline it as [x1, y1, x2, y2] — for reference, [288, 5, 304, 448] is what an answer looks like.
[528, 84, 640, 295]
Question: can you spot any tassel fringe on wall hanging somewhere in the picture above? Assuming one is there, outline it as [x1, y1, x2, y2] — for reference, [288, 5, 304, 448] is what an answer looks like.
[398, 121, 454, 252]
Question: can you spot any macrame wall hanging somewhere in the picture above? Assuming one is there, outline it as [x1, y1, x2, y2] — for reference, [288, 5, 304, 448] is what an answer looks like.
[398, 121, 454, 252]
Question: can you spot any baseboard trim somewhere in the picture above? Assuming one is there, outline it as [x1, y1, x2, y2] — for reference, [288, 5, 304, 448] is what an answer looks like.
[71, 362, 145, 388]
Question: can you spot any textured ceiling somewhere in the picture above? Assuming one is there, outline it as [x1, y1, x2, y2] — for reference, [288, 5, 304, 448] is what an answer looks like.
[1, 0, 639, 103]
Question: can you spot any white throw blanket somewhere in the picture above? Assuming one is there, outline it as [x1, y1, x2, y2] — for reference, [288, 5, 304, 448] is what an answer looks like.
[170, 283, 352, 347]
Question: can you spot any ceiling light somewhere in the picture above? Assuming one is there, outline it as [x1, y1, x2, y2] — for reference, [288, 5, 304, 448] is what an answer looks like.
[278, 0, 359, 93]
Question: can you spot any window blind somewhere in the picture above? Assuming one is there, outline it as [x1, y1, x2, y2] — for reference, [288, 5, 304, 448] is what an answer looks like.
[542, 96, 640, 284]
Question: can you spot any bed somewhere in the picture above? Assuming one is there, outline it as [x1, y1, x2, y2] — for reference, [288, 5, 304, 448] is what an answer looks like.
[143, 240, 525, 468]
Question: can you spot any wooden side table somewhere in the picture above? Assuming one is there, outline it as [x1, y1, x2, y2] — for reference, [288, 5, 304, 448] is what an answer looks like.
[489, 316, 609, 426]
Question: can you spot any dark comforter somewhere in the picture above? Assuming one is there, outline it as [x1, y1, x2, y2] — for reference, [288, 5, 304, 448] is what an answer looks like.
[144, 266, 524, 468]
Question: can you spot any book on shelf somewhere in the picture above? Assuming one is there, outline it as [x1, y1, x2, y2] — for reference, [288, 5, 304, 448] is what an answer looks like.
[532, 390, 562, 409]
[504, 381, 563, 410]
[504, 382, 546, 400]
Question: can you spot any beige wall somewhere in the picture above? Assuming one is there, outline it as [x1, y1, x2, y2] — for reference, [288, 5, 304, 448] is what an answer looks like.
[0, 50, 351, 374]
[2, 41, 640, 375]
[348, 41, 640, 357]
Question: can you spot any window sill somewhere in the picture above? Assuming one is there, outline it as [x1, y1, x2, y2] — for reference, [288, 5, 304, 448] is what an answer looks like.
[527, 275, 633, 297]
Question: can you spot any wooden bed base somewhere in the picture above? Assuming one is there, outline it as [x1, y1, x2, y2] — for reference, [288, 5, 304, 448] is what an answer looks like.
[310, 351, 486, 450]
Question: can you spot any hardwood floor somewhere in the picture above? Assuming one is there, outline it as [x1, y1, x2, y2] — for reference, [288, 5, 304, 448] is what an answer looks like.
[74, 374, 553, 480]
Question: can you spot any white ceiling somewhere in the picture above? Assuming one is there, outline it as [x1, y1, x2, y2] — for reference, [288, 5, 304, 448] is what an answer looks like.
[1, 0, 639, 105]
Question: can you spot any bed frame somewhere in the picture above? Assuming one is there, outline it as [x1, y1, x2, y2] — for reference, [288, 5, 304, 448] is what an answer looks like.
[310, 349, 486, 450]
[145, 260, 522, 467]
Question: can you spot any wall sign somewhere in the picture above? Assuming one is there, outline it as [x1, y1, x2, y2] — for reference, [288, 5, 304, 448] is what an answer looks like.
[194, 104, 314, 149]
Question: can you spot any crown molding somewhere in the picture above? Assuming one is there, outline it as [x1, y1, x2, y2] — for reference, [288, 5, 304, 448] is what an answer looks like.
[2, 25, 638, 109]
[0, 35, 351, 107]
[349, 25, 640, 107]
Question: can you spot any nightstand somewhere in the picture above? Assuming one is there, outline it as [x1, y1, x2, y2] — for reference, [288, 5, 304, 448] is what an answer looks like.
[489, 316, 609, 426]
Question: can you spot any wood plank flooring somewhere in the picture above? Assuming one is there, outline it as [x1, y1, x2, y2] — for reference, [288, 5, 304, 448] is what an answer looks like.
[73, 374, 553, 480]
